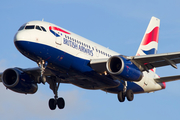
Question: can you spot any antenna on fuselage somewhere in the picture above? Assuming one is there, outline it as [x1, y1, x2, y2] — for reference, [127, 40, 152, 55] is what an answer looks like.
[42, 18, 44, 21]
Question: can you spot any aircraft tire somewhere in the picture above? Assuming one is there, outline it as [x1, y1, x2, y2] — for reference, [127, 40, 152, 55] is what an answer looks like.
[49, 98, 56, 110]
[118, 91, 125, 102]
[126, 90, 134, 101]
[57, 97, 65, 109]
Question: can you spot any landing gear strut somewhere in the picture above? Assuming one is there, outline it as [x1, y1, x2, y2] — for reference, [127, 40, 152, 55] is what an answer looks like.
[47, 76, 65, 110]
[37, 60, 65, 110]
[117, 81, 134, 102]
[37, 60, 48, 84]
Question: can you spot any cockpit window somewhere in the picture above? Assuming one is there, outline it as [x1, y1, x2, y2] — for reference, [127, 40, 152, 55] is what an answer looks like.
[25, 25, 35, 29]
[36, 26, 42, 31]
[18, 24, 46, 32]
[18, 25, 25, 31]
[40, 26, 46, 32]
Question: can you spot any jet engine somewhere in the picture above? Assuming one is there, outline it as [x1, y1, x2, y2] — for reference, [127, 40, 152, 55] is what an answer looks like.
[106, 55, 142, 81]
[1, 68, 38, 94]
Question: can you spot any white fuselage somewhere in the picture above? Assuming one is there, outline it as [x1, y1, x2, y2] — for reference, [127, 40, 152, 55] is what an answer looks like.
[14, 21, 165, 94]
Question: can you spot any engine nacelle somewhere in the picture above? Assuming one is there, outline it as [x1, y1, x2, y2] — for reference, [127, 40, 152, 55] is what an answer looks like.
[106, 55, 142, 81]
[2, 68, 38, 94]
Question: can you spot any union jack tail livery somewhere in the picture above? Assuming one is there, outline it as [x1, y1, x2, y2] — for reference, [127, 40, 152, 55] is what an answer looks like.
[136, 17, 160, 56]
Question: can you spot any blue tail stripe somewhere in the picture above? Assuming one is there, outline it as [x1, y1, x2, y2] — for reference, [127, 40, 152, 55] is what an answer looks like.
[142, 48, 156, 55]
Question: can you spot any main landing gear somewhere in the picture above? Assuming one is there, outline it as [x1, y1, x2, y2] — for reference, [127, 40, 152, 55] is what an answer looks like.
[117, 81, 134, 102]
[37, 60, 65, 110]
[48, 76, 65, 110]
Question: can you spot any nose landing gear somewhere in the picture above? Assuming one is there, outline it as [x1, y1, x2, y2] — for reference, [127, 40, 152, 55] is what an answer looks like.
[37, 60, 48, 84]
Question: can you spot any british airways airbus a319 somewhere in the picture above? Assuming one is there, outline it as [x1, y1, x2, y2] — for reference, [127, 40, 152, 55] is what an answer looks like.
[1, 17, 180, 110]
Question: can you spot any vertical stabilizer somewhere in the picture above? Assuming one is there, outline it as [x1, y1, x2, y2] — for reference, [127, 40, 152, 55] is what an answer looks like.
[136, 16, 160, 56]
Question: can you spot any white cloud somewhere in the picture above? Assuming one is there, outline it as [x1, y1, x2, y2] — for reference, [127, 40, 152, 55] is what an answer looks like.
[0, 84, 88, 120]
[0, 59, 7, 72]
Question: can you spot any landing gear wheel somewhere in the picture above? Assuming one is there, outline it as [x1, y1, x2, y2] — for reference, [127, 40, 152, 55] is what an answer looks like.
[49, 98, 56, 110]
[126, 90, 134, 101]
[57, 97, 65, 109]
[47, 76, 66, 110]
[118, 91, 125, 102]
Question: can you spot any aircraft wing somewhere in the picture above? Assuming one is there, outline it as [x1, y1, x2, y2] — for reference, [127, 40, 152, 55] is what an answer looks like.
[90, 58, 108, 73]
[90, 51, 180, 73]
[0, 67, 53, 82]
[128, 51, 180, 71]
[154, 75, 180, 83]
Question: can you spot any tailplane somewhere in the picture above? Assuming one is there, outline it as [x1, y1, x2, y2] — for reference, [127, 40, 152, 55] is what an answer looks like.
[136, 16, 160, 56]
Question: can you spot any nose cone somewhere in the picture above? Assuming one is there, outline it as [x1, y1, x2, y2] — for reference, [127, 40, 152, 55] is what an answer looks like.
[14, 31, 28, 42]
[14, 31, 31, 53]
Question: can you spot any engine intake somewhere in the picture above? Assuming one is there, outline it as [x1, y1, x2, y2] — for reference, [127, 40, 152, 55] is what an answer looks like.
[2, 68, 38, 94]
[106, 56, 142, 81]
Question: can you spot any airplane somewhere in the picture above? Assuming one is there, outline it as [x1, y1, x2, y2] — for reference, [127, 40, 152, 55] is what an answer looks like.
[1, 16, 180, 110]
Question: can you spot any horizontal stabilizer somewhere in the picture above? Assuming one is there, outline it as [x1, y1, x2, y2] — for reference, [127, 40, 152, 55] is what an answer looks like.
[154, 75, 180, 83]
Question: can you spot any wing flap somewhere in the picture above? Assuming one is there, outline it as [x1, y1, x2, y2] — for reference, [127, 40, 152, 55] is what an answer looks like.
[154, 75, 180, 83]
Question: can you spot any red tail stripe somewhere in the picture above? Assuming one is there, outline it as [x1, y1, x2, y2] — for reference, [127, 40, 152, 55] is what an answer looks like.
[142, 27, 159, 45]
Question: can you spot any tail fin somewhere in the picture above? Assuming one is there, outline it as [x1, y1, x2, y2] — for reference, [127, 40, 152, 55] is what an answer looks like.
[136, 16, 160, 56]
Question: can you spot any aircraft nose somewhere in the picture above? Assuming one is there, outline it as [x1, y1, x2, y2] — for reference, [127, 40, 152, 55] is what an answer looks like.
[14, 31, 31, 52]
[14, 31, 27, 42]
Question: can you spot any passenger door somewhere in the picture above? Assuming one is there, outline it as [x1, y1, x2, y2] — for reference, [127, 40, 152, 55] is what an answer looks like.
[55, 32, 62, 45]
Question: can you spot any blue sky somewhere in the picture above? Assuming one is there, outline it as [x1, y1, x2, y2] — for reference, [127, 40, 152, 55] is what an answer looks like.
[1, 0, 180, 119]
